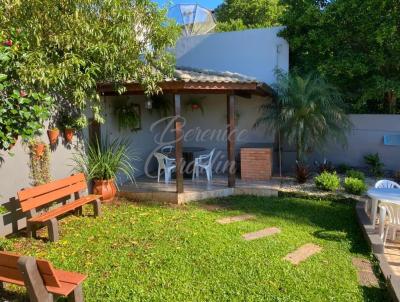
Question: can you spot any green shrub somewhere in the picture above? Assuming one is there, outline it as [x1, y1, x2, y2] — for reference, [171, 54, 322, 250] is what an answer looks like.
[364, 153, 384, 177]
[314, 171, 341, 191]
[344, 177, 367, 195]
[346, 169, 365, 181]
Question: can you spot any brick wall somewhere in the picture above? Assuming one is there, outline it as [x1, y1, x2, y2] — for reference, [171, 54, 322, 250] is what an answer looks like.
[240, 148, 272, 181]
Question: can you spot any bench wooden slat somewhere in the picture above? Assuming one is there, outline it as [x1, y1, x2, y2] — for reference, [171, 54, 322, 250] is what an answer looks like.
[20, 181, 87, 212]
[0, 252, 61, 287]
[18, 173, 85, 201]
[29, 195, 101, 223]
[0, 252, 87, 296]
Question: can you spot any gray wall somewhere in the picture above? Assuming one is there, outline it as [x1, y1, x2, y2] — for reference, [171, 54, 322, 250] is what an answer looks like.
[0, 125, 87, 236]
[281, 114, 400, 173]
[175, 27, 289, 84]
[313, 114, 400, 171]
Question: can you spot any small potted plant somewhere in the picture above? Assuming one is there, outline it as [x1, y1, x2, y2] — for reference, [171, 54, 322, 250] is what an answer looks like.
[185, 98, 205, 114]
[47, 127, 60, 145]
[61, 114, 87, 143]
[71, 138, 136, 202]
[29, 139, 46, 158]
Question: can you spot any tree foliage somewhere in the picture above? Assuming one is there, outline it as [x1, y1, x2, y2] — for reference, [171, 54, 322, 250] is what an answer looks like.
[255, 71, 351, 162]
[279, 0, 400, 113]
[214, 0, 284, 32]
[0, 36, 52, 151]
[0, 0, 180, 123]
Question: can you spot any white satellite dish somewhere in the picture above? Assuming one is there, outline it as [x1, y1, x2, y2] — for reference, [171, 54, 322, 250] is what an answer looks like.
[168, 4, 216, 36]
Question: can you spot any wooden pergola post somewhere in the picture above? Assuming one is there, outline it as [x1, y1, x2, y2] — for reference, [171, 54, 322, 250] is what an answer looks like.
[174, 94, 184, 193]
[227, 94, 236, 188]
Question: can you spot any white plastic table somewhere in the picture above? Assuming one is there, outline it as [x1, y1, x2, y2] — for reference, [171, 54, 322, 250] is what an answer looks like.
[367, 188, 400, 229]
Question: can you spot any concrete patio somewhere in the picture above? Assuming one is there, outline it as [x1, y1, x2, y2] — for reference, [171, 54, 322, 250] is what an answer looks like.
[118, 175, 279, 204]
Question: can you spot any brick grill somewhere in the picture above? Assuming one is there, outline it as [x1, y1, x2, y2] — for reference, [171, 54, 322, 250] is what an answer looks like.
[240, 148, 272, 181]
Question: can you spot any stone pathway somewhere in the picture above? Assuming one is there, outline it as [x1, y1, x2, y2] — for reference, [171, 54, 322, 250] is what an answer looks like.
[284, 243, 322, 265]
[242, 227, 281, 241]
[352, 258, 379, 287]
[217, 214, 255, 225]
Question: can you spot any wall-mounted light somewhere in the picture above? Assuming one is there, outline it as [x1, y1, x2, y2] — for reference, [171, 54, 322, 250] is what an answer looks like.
[145, 98, 153, 110]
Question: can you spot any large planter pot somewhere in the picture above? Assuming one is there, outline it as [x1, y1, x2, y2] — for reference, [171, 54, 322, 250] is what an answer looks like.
[64, 128, 75, 143]
[93, 179, 117, 202]
[33, 143, 46, 157]
[47, 129, 60, 145]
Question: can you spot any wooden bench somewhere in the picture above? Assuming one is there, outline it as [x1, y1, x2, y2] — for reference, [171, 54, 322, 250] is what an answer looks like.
[0, 251, 86, 302]
[17, 173, 102, 242]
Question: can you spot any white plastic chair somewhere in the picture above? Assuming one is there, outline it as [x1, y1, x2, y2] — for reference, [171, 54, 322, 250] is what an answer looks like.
[154, 152, 176, 183]
[161, 145, 173, 153]
[379, 201, 400, 246]
[192, 149, 215, 182]
[369, 180, 400, 226]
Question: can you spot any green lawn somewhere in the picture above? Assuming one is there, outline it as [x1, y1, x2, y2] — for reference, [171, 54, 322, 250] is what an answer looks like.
[1, 195, 389, 301]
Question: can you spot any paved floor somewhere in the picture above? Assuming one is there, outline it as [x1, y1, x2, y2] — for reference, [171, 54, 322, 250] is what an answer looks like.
[383, 240, 400, 277]
[121, 175, 284, 193]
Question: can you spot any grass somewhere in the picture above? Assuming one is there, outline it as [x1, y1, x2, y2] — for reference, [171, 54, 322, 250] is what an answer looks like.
[0, 195, 389, 301]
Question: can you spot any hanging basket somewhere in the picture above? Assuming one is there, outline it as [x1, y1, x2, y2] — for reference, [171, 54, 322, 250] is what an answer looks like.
[47, 128, 60, 145]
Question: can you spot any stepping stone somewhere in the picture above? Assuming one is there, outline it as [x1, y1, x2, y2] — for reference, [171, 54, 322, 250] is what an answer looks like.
[217, 214, 255, 225]
[202, 204, 225, 211]
[352, 258, 379, 287]
[284, 243, 322, 265]
[242, 227, 281, 241]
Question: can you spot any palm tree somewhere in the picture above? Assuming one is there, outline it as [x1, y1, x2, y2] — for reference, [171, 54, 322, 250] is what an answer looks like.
[255, 71, 351, 167]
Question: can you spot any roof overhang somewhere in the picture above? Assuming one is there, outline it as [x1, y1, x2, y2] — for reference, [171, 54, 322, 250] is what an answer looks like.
[97, 81, 271, 97]
[97, 66, 274, 97]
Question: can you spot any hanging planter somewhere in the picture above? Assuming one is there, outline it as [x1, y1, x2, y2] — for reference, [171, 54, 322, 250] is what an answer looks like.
[185, 98, 205, 114]
[64, 128, 75, 143]
[34, 143, 46, 157]
[114, 100, 141, 131]
[28, 140, 51, 186]
[47, 128, 60, 145]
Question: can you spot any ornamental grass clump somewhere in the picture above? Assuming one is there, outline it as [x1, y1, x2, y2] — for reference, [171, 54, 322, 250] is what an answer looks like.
[314, 171, 340, 191]
[344, 177, 367, 195]
[72, 138, 137, 185]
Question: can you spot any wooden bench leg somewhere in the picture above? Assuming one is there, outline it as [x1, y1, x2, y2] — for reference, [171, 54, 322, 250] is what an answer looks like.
[17, 256, 53, 302]
[93, 199, 101, 217]
[47, 218, 59, 242]
[27, 222, 37, 239]
[67, 283, 84, 302]
[74, 206, 83, 216]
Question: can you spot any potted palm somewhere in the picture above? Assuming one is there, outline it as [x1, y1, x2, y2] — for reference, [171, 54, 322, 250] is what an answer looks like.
[71, 138, 136, 202]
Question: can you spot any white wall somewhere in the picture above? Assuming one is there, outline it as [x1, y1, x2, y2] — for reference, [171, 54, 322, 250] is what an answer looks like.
[174, 27, 289, 84]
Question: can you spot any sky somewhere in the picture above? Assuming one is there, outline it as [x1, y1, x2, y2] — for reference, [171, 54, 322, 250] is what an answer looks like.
[154, 0, 223, 10]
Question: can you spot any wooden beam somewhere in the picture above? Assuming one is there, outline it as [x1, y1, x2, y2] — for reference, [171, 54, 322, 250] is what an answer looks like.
[174, 94, 184, 193]
[227, 95, 236, 188]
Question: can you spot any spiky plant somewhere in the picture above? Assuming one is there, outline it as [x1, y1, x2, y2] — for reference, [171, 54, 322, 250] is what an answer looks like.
[255, 71, 351, 164]
[71, 138, 137, 187]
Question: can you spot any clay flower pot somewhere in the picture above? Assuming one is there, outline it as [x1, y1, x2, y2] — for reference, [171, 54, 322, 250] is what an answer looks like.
[93, 179, 117, 202]
[64, 128, 75, 143]
[47, 128, 60, 145]
[33, 143, 46, 157]
[191, 104, 200, 110]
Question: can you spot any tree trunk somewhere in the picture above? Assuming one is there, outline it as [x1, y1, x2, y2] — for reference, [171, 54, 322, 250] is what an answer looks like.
[385, 90, 397, 114]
